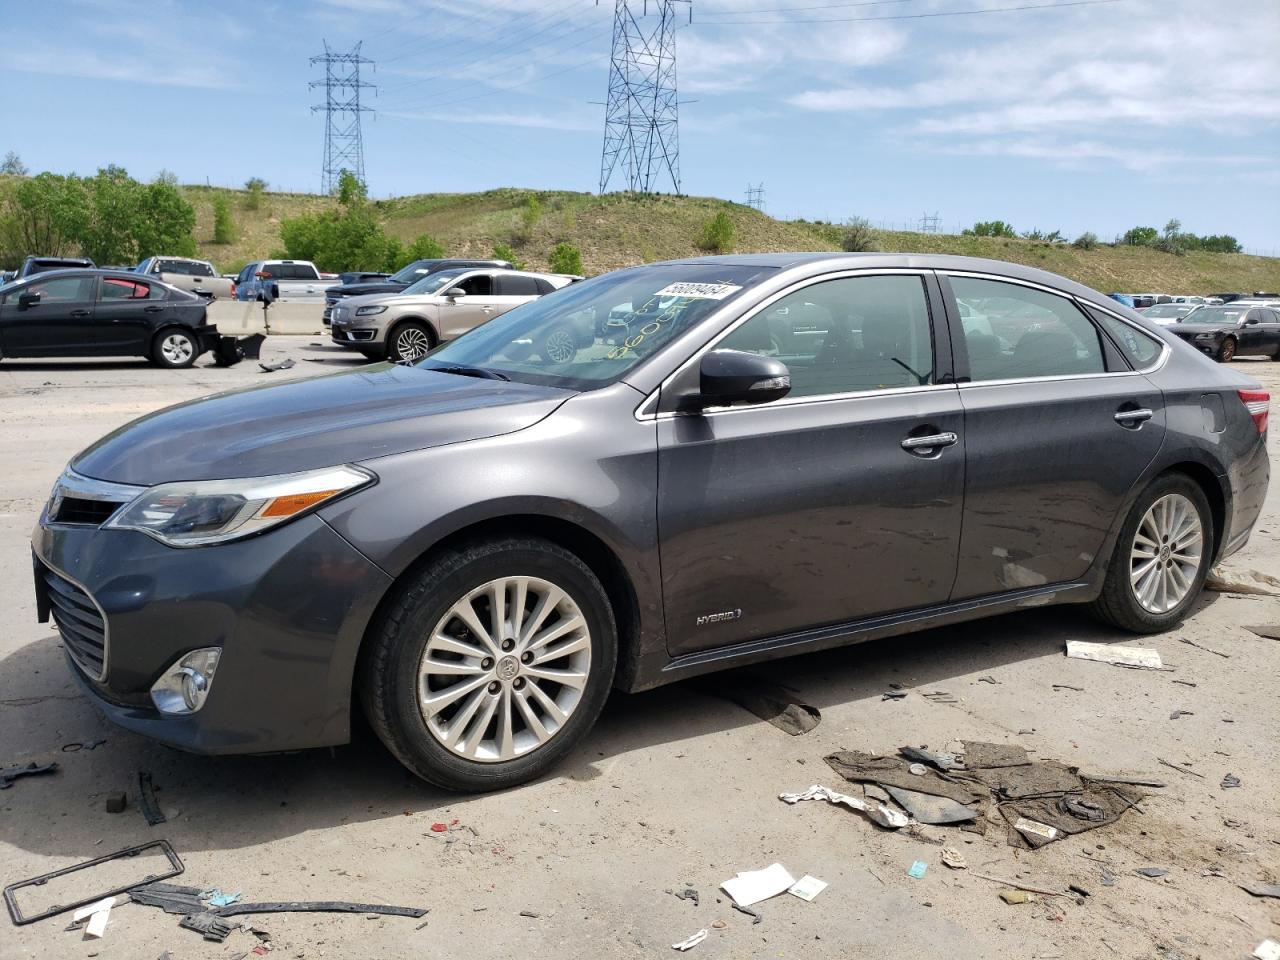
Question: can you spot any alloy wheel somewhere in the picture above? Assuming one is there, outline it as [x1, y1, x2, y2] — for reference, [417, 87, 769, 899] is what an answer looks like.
[161, 334, 193, 364]
[417, 576, 592, 762]
[395, 327, 432, 362]
[1129, 493, 1203, 614]
[1220, 338, 1236, 362]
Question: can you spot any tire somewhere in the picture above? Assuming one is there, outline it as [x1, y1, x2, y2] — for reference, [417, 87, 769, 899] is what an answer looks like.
[151, 328, 199, 368]
[538, 323, 578, 364]
[358, 348, 385, 362]
[1090, 473, 1214, 633]
[1216, 336, 1236, 362]
[386, 321, 434, 363]
[359, 537, 618, 791]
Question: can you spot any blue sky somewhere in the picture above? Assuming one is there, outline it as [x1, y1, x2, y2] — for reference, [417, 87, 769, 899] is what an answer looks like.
[3, 0, 1278, 250]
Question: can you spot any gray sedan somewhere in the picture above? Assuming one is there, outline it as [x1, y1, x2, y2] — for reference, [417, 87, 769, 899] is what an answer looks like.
[33, 253, 1270, 791]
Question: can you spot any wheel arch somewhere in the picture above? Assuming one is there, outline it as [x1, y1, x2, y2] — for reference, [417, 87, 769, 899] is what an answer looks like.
[386, 314, 439, 349]
[150, 324, 201, 362]
[1162, 460, 1227, 562]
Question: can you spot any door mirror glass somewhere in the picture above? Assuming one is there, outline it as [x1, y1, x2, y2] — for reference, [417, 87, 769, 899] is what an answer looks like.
[446, 287, 466, 300]
[697, 349, 791, 408]
[18, 291, 40, 308]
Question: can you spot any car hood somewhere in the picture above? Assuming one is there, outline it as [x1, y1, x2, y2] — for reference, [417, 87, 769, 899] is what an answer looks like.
[72, 364, 573, 485]
[1169, 323, 1231, 335]
[327, 280, 411, 298]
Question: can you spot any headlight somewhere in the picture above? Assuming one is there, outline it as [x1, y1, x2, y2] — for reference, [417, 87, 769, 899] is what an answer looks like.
[105, 465, 375, 547]
[355, 305, 387, 316]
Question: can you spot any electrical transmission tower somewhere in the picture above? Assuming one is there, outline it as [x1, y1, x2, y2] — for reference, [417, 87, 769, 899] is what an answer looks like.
[310, 41, 376, 194]
[918, 211, 941, 234]
[745, 183, 765, 211]
[598, 0, 691, 195]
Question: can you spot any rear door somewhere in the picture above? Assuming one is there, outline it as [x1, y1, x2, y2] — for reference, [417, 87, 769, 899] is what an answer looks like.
[94, 276, 166, 353]
[0, 274, 98, 355]
[942, 273, 1165, 599]
[657, 270, 966, 656]
[1238, 308, 1274, 356]
[493, 274, 542, 317]
[1260, 308, 1280, 356]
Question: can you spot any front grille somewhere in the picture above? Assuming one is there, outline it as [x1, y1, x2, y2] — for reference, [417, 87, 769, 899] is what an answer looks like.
[53, 496, 122, 526]
[41, 565, 108, 680]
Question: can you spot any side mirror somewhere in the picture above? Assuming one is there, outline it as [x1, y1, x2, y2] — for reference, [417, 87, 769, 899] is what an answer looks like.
[18, 291, 40, 308]
[695, 349, 791, 409]
[446, 287, 466, 301]
[1245, 317, 1259, 326]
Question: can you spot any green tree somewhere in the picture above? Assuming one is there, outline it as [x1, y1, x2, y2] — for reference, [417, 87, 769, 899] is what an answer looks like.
[1072, 231, 1099, 250]
[132, 177, 197, 259]
[2, 151, 29, 176]
[697, 211, 735, 253]
[963, 220, 1017, 238]
[212, 194, 235, 244]
[839, 216, 877, 252]
[0, 172, 91, 259]
[336, 169, 366, 205]
[404, 234, 445, 262]
[1122, 226, 1158, 246]
[491, 242, 524, 270]
[279, 173, 400, 272]
[1199, 234, 1241, 254]
[548, 241, 584, 275]
[244, 177, 267, 211]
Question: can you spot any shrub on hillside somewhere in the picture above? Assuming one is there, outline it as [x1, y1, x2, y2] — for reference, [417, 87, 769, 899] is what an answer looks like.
[212, 195, 235, 244]
[1122, 225, 1158, 246]
[840, 216, 877, 252]
[548, 242, 584, 275]
[279, 172, 401, 272]
[962, 220, 1017, 238]
[514, 195, 542, 244]
[244, 177, 267, 211]
[405, 234, 445, 262]
[697, 211, 735, 253]
[492, 242, 525, 270]
[1072, 231, 1099, 250]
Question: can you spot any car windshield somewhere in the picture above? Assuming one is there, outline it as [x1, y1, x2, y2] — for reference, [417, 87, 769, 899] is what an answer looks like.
[1144, 304, 1198, 318]
[419, 263, 774, 390]
[390, 261, 436, 283]
[1180, 307, 1242, 324]
[403, 269, 468, 295]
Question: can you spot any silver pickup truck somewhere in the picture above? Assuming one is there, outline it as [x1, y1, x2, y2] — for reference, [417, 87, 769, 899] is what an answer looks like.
[135, 257, 236, 299]
[235, 260, 327, 301]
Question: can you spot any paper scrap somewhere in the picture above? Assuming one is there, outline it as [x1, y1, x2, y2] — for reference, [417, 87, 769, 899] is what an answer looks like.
[999, 889, 1035, 904]
[1065, 640, 1162, 669]
[941, 847, 968, 869]
[788, 875, 828, 902]
[1014, 817, 1060, 842]
[1253, 939, 1280, 960]
[72, 896, 116, 939]
[779, 784, 910, 829]
[908, 861, 927, 879]
[672, 929, 708, 951]
[721, 863, 796, 907]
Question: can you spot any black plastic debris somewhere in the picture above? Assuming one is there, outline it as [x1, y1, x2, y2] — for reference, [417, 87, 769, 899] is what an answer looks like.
[1221, 774, 1242, 789]
[899, 746, 955, 772]
[731, 902, 762, 924]
[1239, 883, 1280, 899]
[882, 690, 908, 701]
[883, 786, 978, 825]
[129, 882, 206, 915]
[137, 771, 166, 825]
[1136, 867, 1169, 878]
[0, 761, 58, 790]
[1169, 710, 1194, 720]
[707, 677, 820, 736]
[105, 791, 128, 814]
[258, 358, 296, 373]
[179, 912, 237, 942]
[61, 739, 106, 752]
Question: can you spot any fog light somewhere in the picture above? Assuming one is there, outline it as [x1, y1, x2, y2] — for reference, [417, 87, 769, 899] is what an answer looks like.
[150, 648, 221, 715]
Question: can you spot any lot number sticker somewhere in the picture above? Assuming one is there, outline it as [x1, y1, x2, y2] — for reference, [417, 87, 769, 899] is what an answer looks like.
[653, 282, 742, 300]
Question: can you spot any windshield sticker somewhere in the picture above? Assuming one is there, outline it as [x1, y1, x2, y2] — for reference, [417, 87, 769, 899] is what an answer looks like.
[653, 282, 743, 301]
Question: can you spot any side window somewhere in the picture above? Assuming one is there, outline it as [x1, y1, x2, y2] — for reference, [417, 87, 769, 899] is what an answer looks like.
[460, 274, 494, 296]
[498, 275, 539, 296]
[29, 276, 95, 301]
[100, 278, 151, 301]
[533, 278, 555, 295]
[950, 276, 1106, 381]
[1088, 307, 1162, 368]
[718, 274, 935, 398]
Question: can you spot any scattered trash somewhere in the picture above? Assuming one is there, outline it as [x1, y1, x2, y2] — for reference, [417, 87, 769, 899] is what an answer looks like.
[0, 761, 58, 789]
[969, 872, 1065, 896]
[899, 746, 956, 772]
[1204, 566, 1280, 597]
[1238, 884, 1280, 899]
[1157, 758, 1205, 779]
[722, 864, 796, 907]
[519, 910, 541, 919]
[1059, 797, 1107, 822]
[882, 690, 908, 701]
[1172, 679, 1198, 687]
[204, 889, 242, 908]
[1245, 624, 1280, 640]
[1100, 867, 1116, 887]
[430, 823, 449, 832]
[921, 690, 958, 703]
[179, 912, 237, 942]
[1013, 817, 1060, 846]
[61, 739, 107, 752]
[884, 786, 979, 825]
[977, 676, 1000, 684]
[787, 875, 827, 902]
[1221, 773, 1241, 789]
[941, 848, 967, 870]
[258, 358, 296, 373]
[999, 889, 1034, 904]
[1068, 884, 1091, 898]
[672, 929, 708, 951]
[1052, 684, 1084, 692]
[711, 919, 727, 929]
[1065, 641, 1163, 670]
[1254, 939, 1280, 960]
[1169, 710, 1194, 720]
[1177, 637, 1229, 658]
[730, 902, 762, 924]
[4, 840, 184, 925]
[908, 763, 928, 776]
[136, 771, 166, 826]
[104, 791, 127, 814]
[907, 861, 928, 879]
[70, 896, 116, 939]
[672, 888, 699, 906]
[961, 741, 1029, 768]
[129, 882, 206, 915]
[779, 783, 910, 829]
[707, 677, 820, 736]
[1136, 867, 1169, 878]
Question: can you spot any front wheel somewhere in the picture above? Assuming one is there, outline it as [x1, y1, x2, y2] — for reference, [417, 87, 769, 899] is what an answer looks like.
[1090, 474, 1213, 633]
[359, 538, 617, 791]
[387, 321, 434, 363]
[1216, 336, 1236, 362]
[151, 329, 199, 368]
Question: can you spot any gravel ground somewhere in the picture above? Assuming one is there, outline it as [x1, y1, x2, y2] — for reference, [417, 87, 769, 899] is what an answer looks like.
[1, 340, 1276, 960]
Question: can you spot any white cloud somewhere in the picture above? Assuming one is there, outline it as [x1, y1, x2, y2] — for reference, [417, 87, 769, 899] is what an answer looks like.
[382, 108, 595, 132]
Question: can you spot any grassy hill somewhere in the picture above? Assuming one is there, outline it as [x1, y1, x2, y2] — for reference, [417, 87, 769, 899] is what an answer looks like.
[185, 185, 1280, 295]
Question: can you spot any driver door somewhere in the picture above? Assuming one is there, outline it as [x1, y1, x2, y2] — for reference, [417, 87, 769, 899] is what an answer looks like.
[438, 272, 500, 340]
[0, 274, 98, 356]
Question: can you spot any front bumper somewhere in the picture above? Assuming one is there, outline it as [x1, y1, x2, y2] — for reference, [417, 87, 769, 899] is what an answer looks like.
[330, 322, 383, 350]
[32, 513, 392, 754]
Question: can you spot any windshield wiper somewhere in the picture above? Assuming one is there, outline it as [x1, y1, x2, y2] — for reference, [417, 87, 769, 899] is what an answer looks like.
[427, 364, 511, 381]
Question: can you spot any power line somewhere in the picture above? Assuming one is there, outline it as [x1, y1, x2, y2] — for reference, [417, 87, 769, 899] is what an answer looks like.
[698, 0, 909, 16]
[378, 0, 590, 66]
[599, 0, 691, 194]
[701, 0, 1122, 26]
[310, 41, 376, 193]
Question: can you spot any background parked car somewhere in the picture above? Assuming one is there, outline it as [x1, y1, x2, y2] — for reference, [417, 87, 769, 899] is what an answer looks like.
[1139, 303, 1202, 326]
[323, 258, 513, 325]
[329, 268, 574, 362]
[235, 260, 326, 301]
[0, 269, 217, 367]
[18, 255, 96, 279]
[1169, 304, 1280, 361]
[337, 270, 391, 285]
[135, 257, 235, 300]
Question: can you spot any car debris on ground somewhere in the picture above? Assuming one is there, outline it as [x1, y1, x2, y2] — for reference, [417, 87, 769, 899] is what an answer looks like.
[1065, 640, 1164, 669]
[704, 676, 821, 735]
[787, 875, 827, 901]
[1204, 566, 1280, 596]
[671, 928, 708, 951]
[69, 895, 116, 939]
[1254, 939, 1280, 960]
[258, 358, 296, 373]
[136, 771, 166, 825]
[0, 761, 58, 789]
[1245, 623, 1280, 640]
[779, 783, 910, 829]
[721, 863, 796, 908]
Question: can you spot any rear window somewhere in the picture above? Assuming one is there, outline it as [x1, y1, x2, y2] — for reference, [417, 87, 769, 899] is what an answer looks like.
[100, 278, 153, 301]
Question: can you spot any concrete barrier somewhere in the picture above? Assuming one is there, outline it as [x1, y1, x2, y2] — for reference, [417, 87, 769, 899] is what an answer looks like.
[208, 300, 327, 336]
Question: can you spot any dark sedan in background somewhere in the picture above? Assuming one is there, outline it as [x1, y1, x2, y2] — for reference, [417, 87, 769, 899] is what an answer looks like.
[33, 253, 1269, 792]
[0, 269, 218, 367]
[1169, 304, 1280, 362]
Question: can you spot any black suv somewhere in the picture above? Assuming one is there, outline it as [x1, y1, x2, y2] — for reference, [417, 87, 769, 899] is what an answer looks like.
[18, 255, 97, 279]
[322, 258, 513, 324]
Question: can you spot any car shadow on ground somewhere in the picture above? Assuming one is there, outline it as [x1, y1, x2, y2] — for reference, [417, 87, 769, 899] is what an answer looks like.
[0, 599, 1192, 861]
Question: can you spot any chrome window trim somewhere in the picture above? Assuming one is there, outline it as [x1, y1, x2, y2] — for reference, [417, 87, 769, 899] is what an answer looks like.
[634, 267, 938, 421]
[41, 559, 111, 683]
[942, 269, 1172, 384]
[1073, 296, 1172, 375]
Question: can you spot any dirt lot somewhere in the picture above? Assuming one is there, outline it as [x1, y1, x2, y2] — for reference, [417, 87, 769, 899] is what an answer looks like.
[1, 340, 1277, 960]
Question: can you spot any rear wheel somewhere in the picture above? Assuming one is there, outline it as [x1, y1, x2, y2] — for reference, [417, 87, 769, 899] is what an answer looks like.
[387, 322, 434, 363]
[151, 328, 199, 368]
[359, 537, 617, 791]
[1216, 336, 1237, 362]
[1090, 473, 1213, 633]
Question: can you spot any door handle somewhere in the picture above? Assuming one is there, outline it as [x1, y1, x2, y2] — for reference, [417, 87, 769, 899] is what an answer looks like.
[901, 432, 959, 452]
[1114, 408, 1153, 425]
[144, 305, 164, 313]
[69, 309, 91, 317]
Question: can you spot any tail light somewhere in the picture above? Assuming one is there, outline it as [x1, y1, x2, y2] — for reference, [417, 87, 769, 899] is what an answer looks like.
[1239, 389, 1270, 433]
